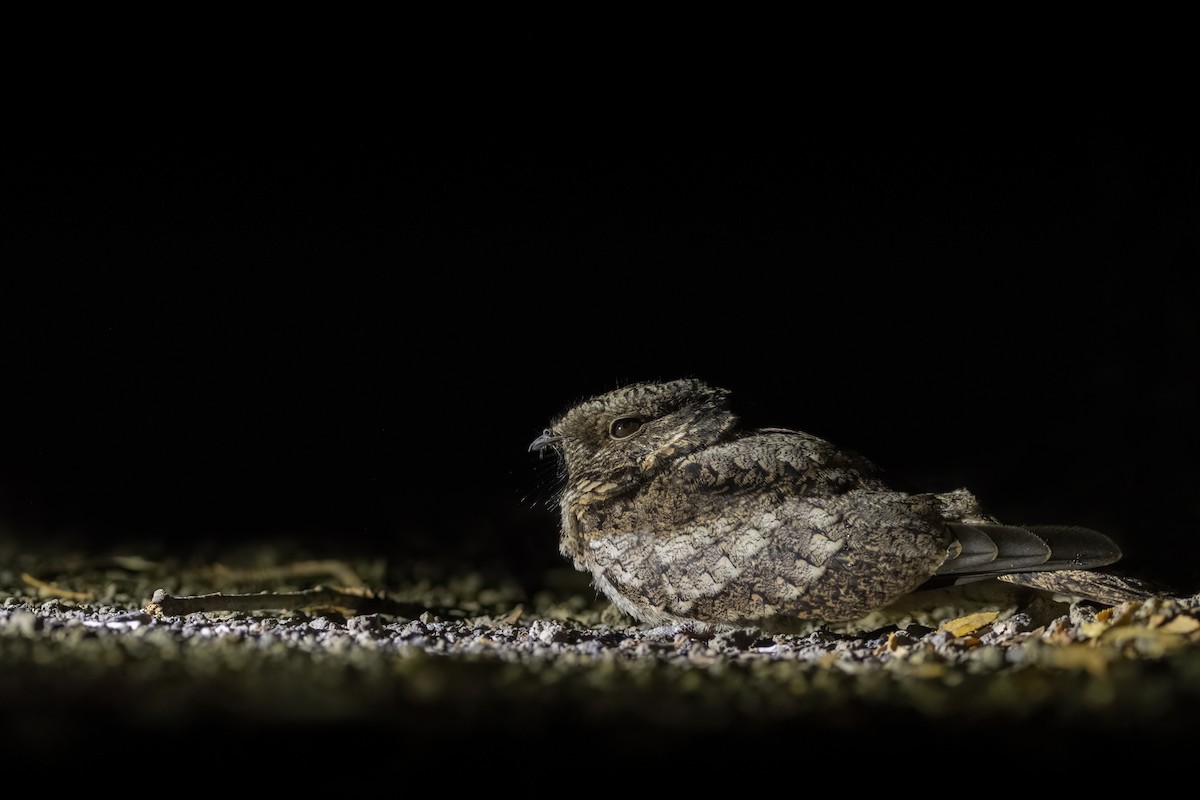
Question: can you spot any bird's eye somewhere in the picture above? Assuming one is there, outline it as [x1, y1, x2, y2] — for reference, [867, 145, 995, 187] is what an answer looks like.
[609, 416, 643, 439]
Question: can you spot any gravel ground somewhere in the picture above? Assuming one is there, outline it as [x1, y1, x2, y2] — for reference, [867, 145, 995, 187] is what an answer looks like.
[4, 532, 1200, 777]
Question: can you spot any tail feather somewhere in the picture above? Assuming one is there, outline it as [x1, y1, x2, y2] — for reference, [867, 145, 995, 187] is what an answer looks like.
[940, 523, 999, 571]
[1020, 525, 1123, 571]
[932, 523, 1122, 587]
[922, 522, 1172, 605]
[939, 523, 1052, 577]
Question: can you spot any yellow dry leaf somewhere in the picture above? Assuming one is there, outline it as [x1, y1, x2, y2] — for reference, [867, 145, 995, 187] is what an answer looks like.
[1099, 624, 1188, 657]
[906, 662, 947, 679]
[939, 611, 999, 637]
[1043, 644, 1113, 675]
[1159, 615, 1200, 635]
[1106, 601, 1140, 627]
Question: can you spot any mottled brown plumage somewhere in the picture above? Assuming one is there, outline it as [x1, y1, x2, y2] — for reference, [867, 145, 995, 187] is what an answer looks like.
[530, 378, 1155, 632]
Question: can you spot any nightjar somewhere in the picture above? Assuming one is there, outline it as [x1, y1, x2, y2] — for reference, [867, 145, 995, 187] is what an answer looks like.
[530, 378, 1154, 631]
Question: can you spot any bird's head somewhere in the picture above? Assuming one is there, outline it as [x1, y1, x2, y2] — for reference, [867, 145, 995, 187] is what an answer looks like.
[529, 378, 738, 497]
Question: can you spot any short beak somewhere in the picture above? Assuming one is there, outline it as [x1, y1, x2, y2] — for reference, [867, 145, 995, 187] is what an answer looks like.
[528, 430, 563, 453]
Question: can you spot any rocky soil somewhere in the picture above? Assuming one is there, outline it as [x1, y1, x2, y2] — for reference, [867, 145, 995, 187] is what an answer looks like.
[4, 533, 1200, 779]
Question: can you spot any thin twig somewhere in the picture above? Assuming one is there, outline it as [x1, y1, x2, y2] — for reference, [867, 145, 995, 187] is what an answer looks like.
[21, 573, 93, 602]
[143, 586, 430, 618]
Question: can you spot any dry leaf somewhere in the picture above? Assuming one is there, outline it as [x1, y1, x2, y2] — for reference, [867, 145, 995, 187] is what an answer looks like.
[940, 611, 999, 637]
[1159, 615, 1200, 635]
[1099, 624, 1189, 657]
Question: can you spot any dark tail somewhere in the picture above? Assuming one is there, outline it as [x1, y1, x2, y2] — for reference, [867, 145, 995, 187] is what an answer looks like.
[926, 523, 1166, 604]
[938, 523, 1122, 579]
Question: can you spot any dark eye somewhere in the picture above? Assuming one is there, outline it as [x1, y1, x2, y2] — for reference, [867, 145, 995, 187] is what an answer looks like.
[609, 416, 643, 439]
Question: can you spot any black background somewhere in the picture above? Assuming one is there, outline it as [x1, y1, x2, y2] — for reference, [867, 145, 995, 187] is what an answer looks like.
[3, 103, 1197, 594]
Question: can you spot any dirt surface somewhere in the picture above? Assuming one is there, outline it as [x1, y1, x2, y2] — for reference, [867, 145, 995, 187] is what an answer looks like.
[4, 532, 1200, 778]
